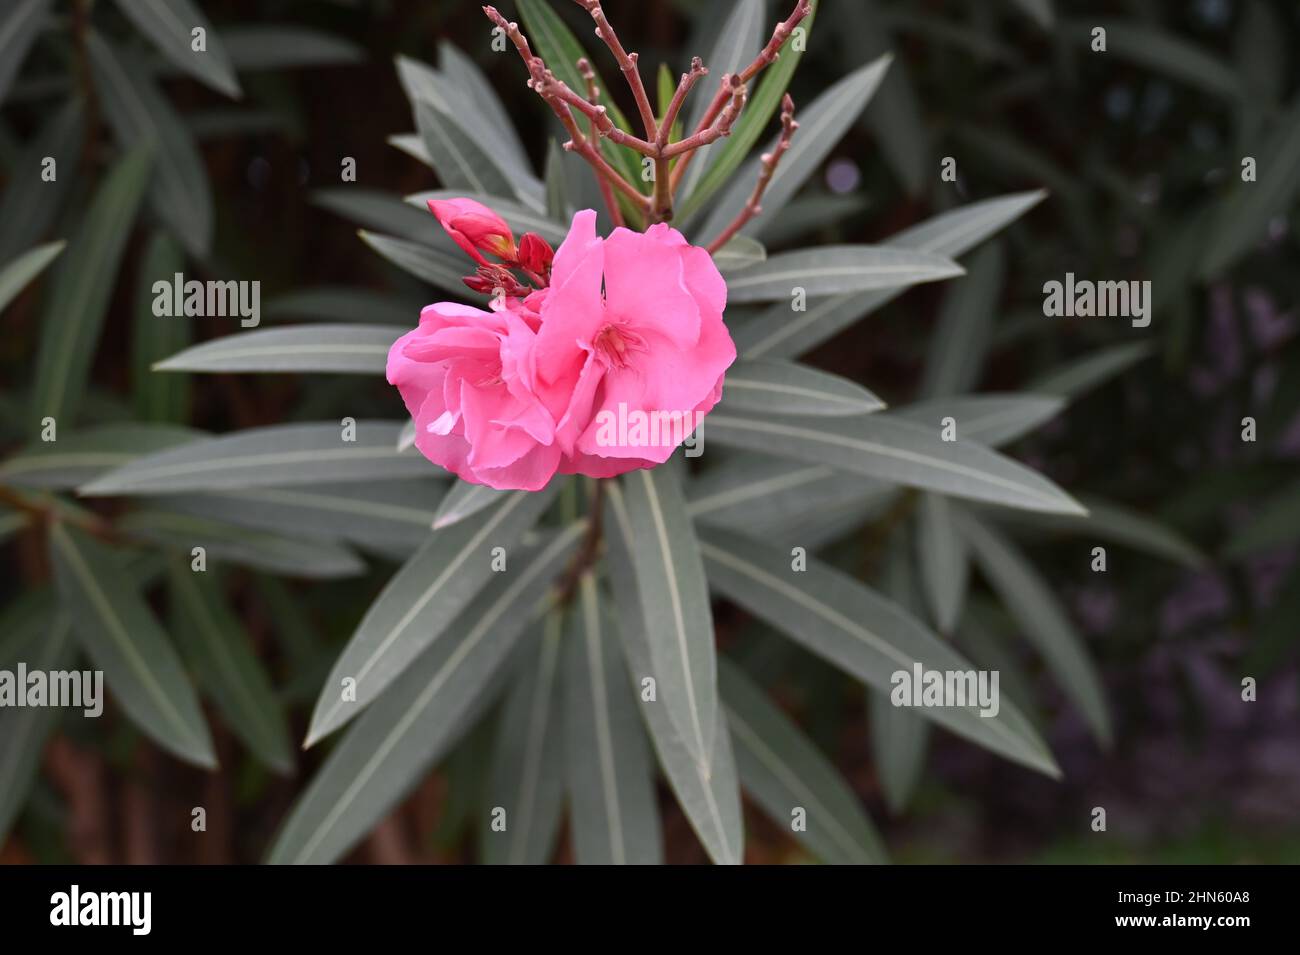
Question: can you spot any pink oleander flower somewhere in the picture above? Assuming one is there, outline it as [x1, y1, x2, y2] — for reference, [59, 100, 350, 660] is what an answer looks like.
[387, 204, 735, 490]
[427, 197, 516, 266]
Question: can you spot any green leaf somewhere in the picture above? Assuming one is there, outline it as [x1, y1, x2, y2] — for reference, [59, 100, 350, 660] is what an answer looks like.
[397, 55, 542, 208]
[920, 243, 1005, 399]
[88, 32, 212, 257]
[433, 480, 508, 530]
[719, 359, 885, 416]
[736, 192, 1043, 357]
[955, 509, 1112, 747]
[706, 409, 1085, 515]
[678, 0, 766, 202]
[563, 573, 662, 864]
[895, 394, 1065, 447]
[711, 234, 766, 272]
[305, 485, 559, 744]
[720, 657, 888, 863]
[113, 0, 241, 98]
[698, 526, 1060, 777]
[1062, 18, 1242, 100]
[869, 686, 928, 815]
[167, 566, 293, 774]
[0, 240, 64, 314]
[216, 25, 363, 71]
[1224, 481, 1300, 558]
[619, 467, 719, 773]
[689, 455, 892, 541]
[514, 0, 645, 195]
[30, 148, 153, 435]
[150, 481, 443, 558]
[358, 231, 475, 298]
[439, 41, 533, 179]
[0, 0, 53, 106]
[725, 245, 963, 302]
[265, 286, 423, 326]
[313, 189, 448, 246]
[0, 423, 199, 489]
[481, 611, 566, 865]
[49, 522, 216, 768]
[678, 0, 819, 220]
[154, 324, 403, 375]
[413, 100, 519, 202]
[605, 481, 743, 864]
[0, 606, 73, 844]
[699, 54, 892, 243]
[1027, 342, 1154, 399]
[80, 421, 434, 496]
[266, 525, 583, 865]
[1010, 0, 1054, 28]
[917, 493, 968, 634]
[0, 98, 82, 263]
[131, 232, 190, 423]
[118, 509, 367, 579]
[1200, 94, 1300, 277]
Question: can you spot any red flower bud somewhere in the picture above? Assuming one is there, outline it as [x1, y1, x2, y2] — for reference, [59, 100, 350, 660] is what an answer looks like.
[517, 232, 554, 275]
[427, 197, 517, 266]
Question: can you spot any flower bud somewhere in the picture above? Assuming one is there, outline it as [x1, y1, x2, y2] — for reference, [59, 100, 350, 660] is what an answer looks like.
[517, 232, 554, 275]
[427, 197, 517, 266]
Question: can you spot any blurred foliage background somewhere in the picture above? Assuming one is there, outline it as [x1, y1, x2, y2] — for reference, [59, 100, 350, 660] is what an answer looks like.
[1, 0, 1298, 864]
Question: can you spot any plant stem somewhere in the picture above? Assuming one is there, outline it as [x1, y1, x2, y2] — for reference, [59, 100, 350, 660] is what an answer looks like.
[706, 94, 798, 253]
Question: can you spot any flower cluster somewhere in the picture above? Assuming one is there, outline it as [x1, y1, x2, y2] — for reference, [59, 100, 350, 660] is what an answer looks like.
[387, 200, 736, 490]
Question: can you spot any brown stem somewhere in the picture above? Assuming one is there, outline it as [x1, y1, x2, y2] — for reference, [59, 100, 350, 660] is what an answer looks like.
[572, 0, 658, 141]
[648, 57, 708, 224]
[661, 77, 746, 159]
[670, 0, 812, 188]
[555, 479, 605, 607]
[579, 58, 624, 228]
[706, 94, 798, 254]
[483, 7, 648, 214]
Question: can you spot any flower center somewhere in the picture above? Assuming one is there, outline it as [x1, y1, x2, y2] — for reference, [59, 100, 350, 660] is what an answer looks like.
[593, 323, 645, 370]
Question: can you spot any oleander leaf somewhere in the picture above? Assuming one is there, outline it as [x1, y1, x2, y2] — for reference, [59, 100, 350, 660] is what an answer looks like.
[0, 423, 200, 489]
[113, 0, 241, 98]
[305, 485, 559, 744]
[481, 611, 566, 865]
[725, 245, 962, 302]
[49, 522, 216, 768]
[698, 526, 1060, 777]
[719, 359, 885, 416]
[154, 324, 403, 375]
[89, 33, 212, 257]
[720, 657, 888, 863]
[30, 148, 153, 434]
[0, 240, 64, 314]
[706, 409, 1085, 514]
[266, 526, 583, 865]
[167, 566, 294, 774]
[80, 422, 435, 496]
[563, 573, 663, 865]
[605, 481, 743, 864]
[955, 509, 1112, 747]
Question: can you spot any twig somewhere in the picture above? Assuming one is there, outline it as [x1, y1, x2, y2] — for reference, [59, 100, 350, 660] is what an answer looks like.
[650, 57, 707, 222]
[670, 0, 812, 190]
[579, 58, 624, 228]
[706, 94, 798, 254]
[572, 0, 658, 141]
[483, 6, 649, 214]
[661, 76, 746, 159]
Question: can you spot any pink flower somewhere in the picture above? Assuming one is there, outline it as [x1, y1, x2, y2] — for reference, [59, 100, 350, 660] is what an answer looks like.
[387, 206, 735, 490]
[538, 210, 735, 476]
[427, 197, 516, 266]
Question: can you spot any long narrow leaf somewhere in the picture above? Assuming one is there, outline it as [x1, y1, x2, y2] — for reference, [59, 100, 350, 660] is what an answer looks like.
[49, 522, 216, 768]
